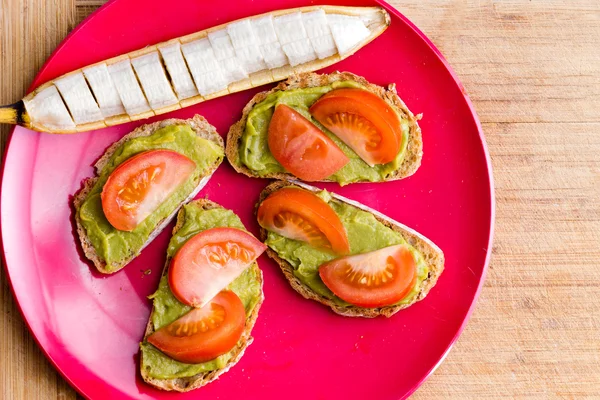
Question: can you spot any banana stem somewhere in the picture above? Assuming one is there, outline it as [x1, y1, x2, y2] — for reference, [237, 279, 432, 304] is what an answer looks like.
[0, 101, 27, 126]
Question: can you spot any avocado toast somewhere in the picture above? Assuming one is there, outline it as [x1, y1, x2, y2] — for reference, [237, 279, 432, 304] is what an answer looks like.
[257, 180, 444, 318]
[226, 71, 423, 185]
[74, 115, 224, 274]
[140, 200, 264, 391]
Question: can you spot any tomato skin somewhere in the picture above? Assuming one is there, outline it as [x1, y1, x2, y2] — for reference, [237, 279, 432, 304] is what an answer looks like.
[318, 88, 402, 131]
[268, 104, 348, 181]
[319, 245, 417, 308]
[169, 227, 266, 308]
[309, 89, 401, 166]
[101, 149, 196, 231]
[147, 290, 245, 364]
[257, 187, 350, 255]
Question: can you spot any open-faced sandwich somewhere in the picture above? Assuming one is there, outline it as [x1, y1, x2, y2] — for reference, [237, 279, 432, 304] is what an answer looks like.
[140, 200, 266, 392]
[256, 181, 443, 317]
[74, 116, 224, 274]
[226, 71, 423, 186]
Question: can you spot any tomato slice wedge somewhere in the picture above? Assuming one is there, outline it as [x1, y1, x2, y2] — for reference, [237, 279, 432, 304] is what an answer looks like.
[101, 149, 196, 231]
[257, 187, 350, 255]
[169, 227, 266, 308]
[268, 104, 349, 181]
[318, 88, 402, 130]
[319, 245, 417, 308]
[147, 290, 245, 364]
[309, 89, 401, 166]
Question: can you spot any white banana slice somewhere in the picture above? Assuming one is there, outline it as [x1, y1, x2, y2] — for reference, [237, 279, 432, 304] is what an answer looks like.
[158, 43, 199, 100]
[274, 12, 318, 66]
[309, 35, 337, 60]
[208, 30, 248, 85]
[302, 10, 337, 60]
[252, 15, 279, 45]
[82, 64, 126, 118]
[227, 20, 267, 73]
[208, 29, 236, 60]
[273, 12, 307, 45]
[234, 45, 267, 74]
[54, 72, 103, 125]
[327, 14, 371, 55]
[282, 40, 317, 67]
[181, 39, 218, 76]
[227, 19, 260, 49]
[131, 52, 179, 110]
[260, 43, 289, 69]
[23, 85, 76, 130]
[107, 59, 152, 116]
[302, 10, 330, 37]
[252, 15, 289, 69]
[220, 58, 248, 83]
[181, 38, 229, 96]
[192, 71, 229, 96]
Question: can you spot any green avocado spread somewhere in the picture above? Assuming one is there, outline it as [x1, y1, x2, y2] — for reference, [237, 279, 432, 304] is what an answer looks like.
[140, 204, 262, 379]
[239, 81, 410, 186]
[78, 125, 223, 272]
[265, 190, 428, 307]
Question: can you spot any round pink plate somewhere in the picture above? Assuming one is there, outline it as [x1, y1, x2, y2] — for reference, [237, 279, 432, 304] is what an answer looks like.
[1, 0, 494, 398]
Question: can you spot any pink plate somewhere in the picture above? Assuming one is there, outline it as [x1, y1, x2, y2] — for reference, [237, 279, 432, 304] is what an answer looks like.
[0, 0, 494, 398]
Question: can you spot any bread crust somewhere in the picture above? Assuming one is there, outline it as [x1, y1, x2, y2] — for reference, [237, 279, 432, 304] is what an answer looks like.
[256, 180, 444, 318]
[140, 199, 264, 392]
[73, 115, 224, 274]
[225, 71, 423, 184]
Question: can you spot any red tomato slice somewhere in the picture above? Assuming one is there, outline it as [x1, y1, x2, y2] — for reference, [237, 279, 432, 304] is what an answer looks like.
[310, 89, 401, 166]
[318, 88, 402, 131]
[147, 290, 245, 364]
[268, 104, 349, 181]
[169, 227, 266, 308]
[319, 245, 417, 308]
[101, 149, 196, 231]
[257, 187, 350, 255]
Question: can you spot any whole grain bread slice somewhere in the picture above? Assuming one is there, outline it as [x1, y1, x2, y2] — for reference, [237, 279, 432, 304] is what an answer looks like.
[226, 71, 423, 183]
[140, 199, 264, 392]
[73, 115, 224, 274]
[257, 180, 444, 318]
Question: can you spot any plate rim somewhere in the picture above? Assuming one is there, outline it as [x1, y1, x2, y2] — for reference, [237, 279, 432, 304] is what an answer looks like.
[376, 0, 496, 397]
[0, 0, 496, 398]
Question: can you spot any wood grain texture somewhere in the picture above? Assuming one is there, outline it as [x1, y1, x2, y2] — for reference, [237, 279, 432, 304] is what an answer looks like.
[1, 0, 599, 399]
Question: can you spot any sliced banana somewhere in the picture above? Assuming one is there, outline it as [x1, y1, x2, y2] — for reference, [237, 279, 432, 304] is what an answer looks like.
[302, 10, 330, 37]
[273, 12, 307, 45]
[252, 15, 289, 69]
[227, 20, 267, 74]
[107, 59, 152, 117]
[327, 14, 371, 55]
[234, 46, 268, 75]
[259, 43, 289, 70]
[15, 6, 390, 133]
[274, 12, 319, 67]
[131, 51, 178, 110]
[158, 43, 199, 100]
[208, 29, 236, 59]
[54, 72, 103, 125]
[252, 15, 279, 44]
[181, 38, 229, 96]
[208, 30, 248, 85]
[302, 10, 337, 60]
[82, 63, 126, 118]
[23, 85, 76, 130]
[282, 40, 317, 67]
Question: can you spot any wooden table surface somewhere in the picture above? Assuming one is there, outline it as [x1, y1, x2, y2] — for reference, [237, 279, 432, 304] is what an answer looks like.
[1, 0, 599, 398]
